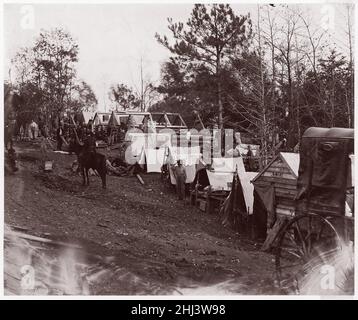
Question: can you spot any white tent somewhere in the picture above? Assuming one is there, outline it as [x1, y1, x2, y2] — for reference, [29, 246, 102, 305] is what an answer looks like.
[280, 152, 299, 176]
[145, 148, 167, 173]
[205, 157, 245, 191]
[124, 132, 172, 171]
[93, 112, 111, 126]
[239, 171, 256, 215]
[212, 157, 246, 173]
[108, 111, 128, 127]
[167, 146, 201, 165]
[167, 146, 202, 184]
[75, 111, 94, 125]
[195, 157, 255, 214]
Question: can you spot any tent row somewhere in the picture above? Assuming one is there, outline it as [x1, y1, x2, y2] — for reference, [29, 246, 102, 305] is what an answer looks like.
[77, 110, 187, 132]
[123, 131, 257, 223]
[118, 127, 354, 244]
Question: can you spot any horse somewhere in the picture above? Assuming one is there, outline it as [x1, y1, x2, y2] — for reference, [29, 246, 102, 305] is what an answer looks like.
[69, 135, 107, 189]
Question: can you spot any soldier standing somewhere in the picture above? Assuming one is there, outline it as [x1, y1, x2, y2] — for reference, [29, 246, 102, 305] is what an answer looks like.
[56, 120, 65, 150]
[172, 160, 187, 200]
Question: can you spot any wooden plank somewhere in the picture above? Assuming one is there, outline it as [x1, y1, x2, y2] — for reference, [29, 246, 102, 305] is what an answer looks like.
[270, 163, 288, 170]
[277, 185, 297, 192]
[269, 162, 286, 169]
[6, 231, 82, 249]
[272, 183, 297, 190]
[262, 172, 295, 179]
[276, 207, 294, 216]
[259, 176, 297, 185]
[136, 174, 145, 185]
[276, 203, 295, 211]
[261, 216, 288, 252]
[276, 197, 296, 206]
[275, 190, 296, 198]
[253, 182, 297, 198]
[275, 187, 297, 194]
[266, 166, 291, 173]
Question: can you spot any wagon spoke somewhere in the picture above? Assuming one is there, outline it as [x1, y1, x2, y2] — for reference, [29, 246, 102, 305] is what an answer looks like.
[281, 231, 304, 258]
[279, 262, 303, 270]
[316, 222, 325, 242]
[305, 216, 313, 254]
[295, 221, 308, 258]
[284, 249, 303, 259]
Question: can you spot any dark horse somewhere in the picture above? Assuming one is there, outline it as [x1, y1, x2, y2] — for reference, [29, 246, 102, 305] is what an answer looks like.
[69, 136, 107, 189]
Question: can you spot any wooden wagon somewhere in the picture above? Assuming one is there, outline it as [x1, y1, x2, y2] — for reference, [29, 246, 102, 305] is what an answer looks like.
[268, 127, 354, 292]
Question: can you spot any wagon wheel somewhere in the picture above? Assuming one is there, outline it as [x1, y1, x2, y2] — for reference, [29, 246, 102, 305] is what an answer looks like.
[275, 213, 342, 292]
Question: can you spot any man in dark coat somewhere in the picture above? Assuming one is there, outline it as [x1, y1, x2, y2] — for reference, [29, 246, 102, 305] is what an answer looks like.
[56, 120, 66, 151]
[83, 131, 97, 162]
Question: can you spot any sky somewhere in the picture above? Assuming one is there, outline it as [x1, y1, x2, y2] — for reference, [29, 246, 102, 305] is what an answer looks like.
[3, 2, 354, 111]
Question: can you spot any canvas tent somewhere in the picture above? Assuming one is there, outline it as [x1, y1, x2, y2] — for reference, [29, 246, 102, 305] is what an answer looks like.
[166, 146, 202, 184]
[108, 111, 129, 127]
[75, 111, 95, 125]
[93, 112, 111, 126]
[124, 131, 172, 172]
[126, 112, 153, 129]
[192, 157, 255, 214]
[219, 171, 249, 231]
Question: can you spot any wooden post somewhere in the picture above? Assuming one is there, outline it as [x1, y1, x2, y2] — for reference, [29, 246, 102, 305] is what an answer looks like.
[206, 186, 212, 214]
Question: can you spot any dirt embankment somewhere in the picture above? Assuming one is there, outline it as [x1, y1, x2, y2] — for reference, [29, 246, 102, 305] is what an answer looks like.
[5, 142, 277, 295]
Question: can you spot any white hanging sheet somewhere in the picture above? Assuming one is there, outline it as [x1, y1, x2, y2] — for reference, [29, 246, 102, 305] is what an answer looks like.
[146, 148, 166, 173]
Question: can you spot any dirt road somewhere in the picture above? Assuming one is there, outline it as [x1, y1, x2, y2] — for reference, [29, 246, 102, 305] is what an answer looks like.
[4, 142, 277, 295]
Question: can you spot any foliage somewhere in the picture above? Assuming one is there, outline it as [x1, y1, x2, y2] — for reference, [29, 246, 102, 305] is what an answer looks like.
[154, 4, 354, 156]
[156, 4, 252, 129]
[11, 28, 97, 128]
[109, 83, 140, 111]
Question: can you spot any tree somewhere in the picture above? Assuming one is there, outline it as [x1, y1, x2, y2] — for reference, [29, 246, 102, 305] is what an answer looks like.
[154, 3, 354, 155]
[69, 80, 98, 112]
[317, 50, 351, 127]
[32, 28, 79, 118]
[138, 81, 159, 112]
[109, 83, 140, 111]
[154, 56, 224, 128]
[345, 4, 354, 128]
[11, 28, 97, 130]
[156, 4, 252, 129]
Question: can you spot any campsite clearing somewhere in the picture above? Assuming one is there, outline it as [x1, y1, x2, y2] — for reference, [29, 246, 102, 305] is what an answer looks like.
[5, 141, 277, 295]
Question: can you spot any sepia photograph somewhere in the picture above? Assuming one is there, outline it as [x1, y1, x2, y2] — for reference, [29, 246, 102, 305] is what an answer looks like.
[2, 1, 355, 298]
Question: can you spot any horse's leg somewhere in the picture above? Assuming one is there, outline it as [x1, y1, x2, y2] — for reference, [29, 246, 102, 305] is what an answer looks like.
[82, 166, 86, 186]
[100, 169, 106, 189]
[86, 168, 90, 186]
[77, 158, 81, 175]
